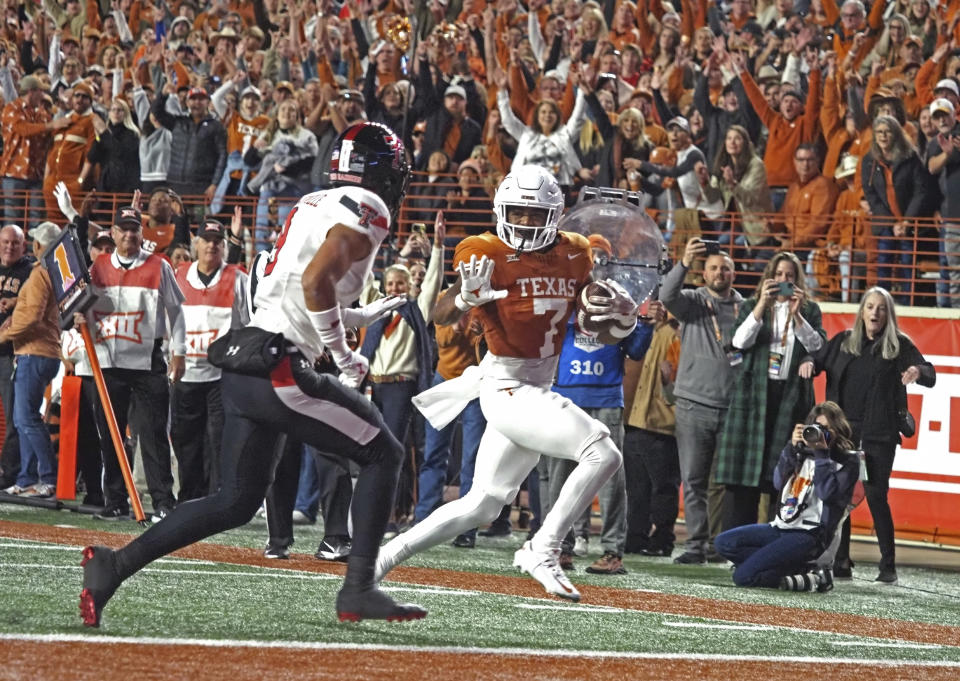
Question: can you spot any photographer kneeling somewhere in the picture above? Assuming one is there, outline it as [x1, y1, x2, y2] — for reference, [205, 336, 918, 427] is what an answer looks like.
[714, 402, 860, 592]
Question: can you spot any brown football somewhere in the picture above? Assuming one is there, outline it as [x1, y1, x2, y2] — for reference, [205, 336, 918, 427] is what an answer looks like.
[576, 282, 636, 345]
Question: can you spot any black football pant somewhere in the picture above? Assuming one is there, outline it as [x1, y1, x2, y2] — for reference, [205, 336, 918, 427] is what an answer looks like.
[170, 380, 224, 501]
[113, 354, 404, 587]
[93, 356, 176, 512]
[77, 377, 105, 506]
[266, 441, 354, 550]
[264, 435, 302, 551]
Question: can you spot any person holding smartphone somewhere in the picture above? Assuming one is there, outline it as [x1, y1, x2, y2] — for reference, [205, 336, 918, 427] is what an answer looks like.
[713, 252, 826, 531]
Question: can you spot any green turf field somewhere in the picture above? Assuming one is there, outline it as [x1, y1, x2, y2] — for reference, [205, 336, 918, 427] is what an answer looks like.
[3, 501, 960, 668]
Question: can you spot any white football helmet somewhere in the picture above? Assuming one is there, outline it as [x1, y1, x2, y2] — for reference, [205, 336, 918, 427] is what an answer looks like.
[493, 165, 564, 251]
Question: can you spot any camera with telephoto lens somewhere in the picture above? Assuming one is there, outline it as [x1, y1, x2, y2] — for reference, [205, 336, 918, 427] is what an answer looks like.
[802, 424, 830, 447]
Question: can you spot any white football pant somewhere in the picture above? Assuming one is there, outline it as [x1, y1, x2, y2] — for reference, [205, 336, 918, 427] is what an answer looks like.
[376, 381, 622, 579]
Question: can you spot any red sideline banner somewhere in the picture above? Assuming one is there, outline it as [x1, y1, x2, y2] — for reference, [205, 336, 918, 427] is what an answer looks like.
[819, 305, 960, 546]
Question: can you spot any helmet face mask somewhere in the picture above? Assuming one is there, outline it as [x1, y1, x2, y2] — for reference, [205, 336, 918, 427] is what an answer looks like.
[493, 166, 564, 252]
[329, 122, 410, 221]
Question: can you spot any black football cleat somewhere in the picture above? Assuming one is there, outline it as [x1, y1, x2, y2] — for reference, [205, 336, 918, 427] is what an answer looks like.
[335, 585, 427, 623]
[79, 546, 121, 627]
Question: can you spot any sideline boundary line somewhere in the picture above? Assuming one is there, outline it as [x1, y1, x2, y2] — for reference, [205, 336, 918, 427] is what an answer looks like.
[2, 632, 959, 667]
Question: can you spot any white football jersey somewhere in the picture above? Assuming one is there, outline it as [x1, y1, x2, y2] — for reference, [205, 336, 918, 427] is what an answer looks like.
[250, 185, 391, 361]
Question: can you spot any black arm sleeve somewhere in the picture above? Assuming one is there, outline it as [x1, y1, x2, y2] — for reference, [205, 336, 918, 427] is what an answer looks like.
[693, 72, 717, 120]
[226, 236, 245, 265]
[417, 57, 441, 110]
[652, 87, 678, 126]
[848, 82, 868, 131]
[642, 148, 706, 178]
[707, 4, 725, 36]
[585, 92, 615, 142]
[252, 0, 279, 47]
[72, 217, 91, 264]
[19, 40, 44, 74]
[151, 93, 177, 130]
[470, 26, 486, 63]
[544, 33, 563, 73]
[602, 0, 617, 26]
[464, 79, 487, 127]
[520, 60, 537, 92]
[350, 18, 369, 58]
[363, 58, 380, 120]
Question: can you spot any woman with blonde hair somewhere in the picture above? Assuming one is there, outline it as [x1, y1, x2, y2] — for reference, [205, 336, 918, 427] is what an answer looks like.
[802, 286, 935, 583]
[576, 4, 609, 43]
[592, 104, 654, 190]
[82, 98, 141, 193]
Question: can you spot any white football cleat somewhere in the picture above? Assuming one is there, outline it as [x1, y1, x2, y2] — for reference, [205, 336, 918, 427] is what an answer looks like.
[513, 540, 581, 602]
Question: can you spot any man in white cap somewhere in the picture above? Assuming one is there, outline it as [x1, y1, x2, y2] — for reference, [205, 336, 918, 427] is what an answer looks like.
[79, 204, 186, 520]
[414, 63, 484, 169]
[170, 218, 248, 501]
[927, 98, 960, 307]
[934, 79, 960, 112]
[639, 117, 711, 214]
[210, 73, 270, 213]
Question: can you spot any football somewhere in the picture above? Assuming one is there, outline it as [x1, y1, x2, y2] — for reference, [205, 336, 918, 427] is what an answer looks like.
[576, 281, 637, 345]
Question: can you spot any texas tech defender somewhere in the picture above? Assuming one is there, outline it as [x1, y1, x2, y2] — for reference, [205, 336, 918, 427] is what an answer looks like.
[79, 122, 425, 626]
[375, 165, 639, 601]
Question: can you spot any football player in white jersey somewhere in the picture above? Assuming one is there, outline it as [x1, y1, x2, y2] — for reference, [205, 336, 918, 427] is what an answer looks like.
[374, 166, 639, 602]
[79, 122, 427, 626]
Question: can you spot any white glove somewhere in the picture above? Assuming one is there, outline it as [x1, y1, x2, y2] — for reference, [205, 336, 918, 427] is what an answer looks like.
[335, 350, 369, 389]
[454, 254, 508, 311]
[340, 295, 406, 328]
[54, 181, 78, 222]
[585, 279, 638, 324]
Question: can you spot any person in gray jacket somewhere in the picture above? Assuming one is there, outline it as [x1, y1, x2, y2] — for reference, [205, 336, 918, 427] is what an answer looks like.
[659, 237, 743, 564]
[151, 87, 227, 218]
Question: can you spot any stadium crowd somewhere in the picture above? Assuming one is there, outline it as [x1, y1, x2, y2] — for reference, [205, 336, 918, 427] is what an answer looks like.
[0, 0, 943, 590]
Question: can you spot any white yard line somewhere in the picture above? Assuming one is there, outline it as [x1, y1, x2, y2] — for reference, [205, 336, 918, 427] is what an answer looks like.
[663, 622, 772, 631]
[514, 603, 626, 613]
[380, 586, 482, 596]
[829, 641, 944, 649]
[0, 563, 339, 580]
[661, 619, 948, 649]
[1, 632, 958, 667]
[0, 542, 218, 565]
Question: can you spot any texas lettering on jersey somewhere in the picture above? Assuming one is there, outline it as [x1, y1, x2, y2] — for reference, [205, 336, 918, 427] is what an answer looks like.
[454, 232, 592, 360]
[94, 311, 145, 344]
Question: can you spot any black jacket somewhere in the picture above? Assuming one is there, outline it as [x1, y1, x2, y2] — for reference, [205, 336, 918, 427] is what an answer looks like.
[811, 329, 935, 442]
[693, 73, 762, 167]
[87, 123, 141, 194]
[415, 58, 484, 169]
[362, 60, 423, 149]
[860, 150, 932, 234]
[152, 94, 227, 193]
